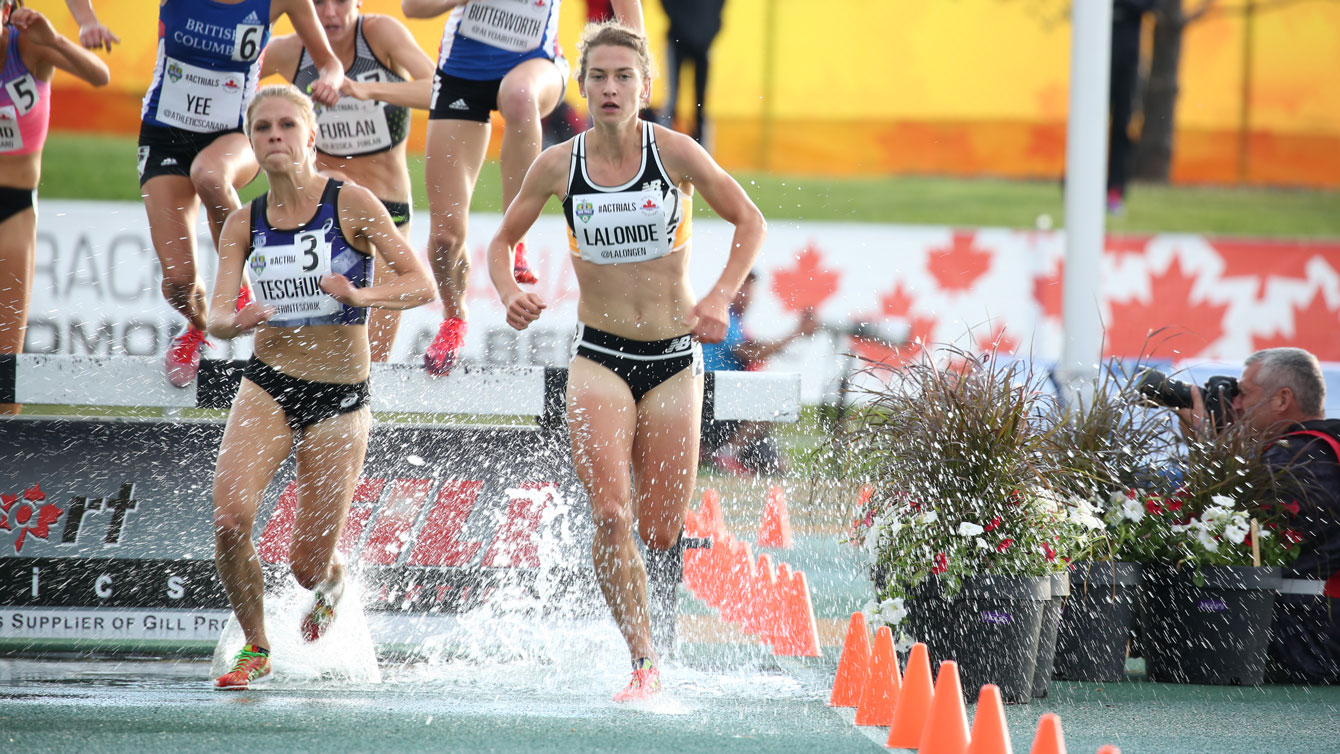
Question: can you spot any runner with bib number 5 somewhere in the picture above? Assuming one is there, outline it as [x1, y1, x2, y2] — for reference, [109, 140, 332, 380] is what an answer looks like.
[140, 0, 344, 388]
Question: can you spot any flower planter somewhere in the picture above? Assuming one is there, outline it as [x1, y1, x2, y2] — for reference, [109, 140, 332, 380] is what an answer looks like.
[1141, 565, 1282, 686]
[1031, 570, 1070, 698]
[905, 574, 1050, 704]
[1053, 561, 1142, 682]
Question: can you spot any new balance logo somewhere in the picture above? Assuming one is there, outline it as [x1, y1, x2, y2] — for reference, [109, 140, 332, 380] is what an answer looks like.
[160, 158, 179, 167]
[242, 11, 261, 24]
[667, 336, 693, 353]
[448, 99, 469, 111]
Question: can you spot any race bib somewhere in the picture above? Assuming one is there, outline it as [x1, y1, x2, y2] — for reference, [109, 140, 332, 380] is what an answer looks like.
[0, 106, 22, 153]
[571, 190, 671, 265]
[459, 0, 550, 53]
[249, 223, 340, 323]
[316, 71, 392, 154]
[156, 56, 247, 133]
[232, 23, 265, 62]
[5, 74, 40, 116]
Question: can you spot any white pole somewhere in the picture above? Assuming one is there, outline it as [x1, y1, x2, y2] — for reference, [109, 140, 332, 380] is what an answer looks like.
[1058, 0, 1114, 408]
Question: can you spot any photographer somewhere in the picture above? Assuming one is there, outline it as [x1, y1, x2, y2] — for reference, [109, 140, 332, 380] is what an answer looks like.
[701, 271, 817, 475]
[1170, 348, 1340, 684]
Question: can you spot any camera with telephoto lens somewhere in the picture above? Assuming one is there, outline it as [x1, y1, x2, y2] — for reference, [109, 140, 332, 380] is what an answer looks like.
[1135, 368, 1240, 428]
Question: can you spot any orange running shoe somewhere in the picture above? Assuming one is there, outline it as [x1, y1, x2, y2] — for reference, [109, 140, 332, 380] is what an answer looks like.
[424, 317, 467, 376]
[300, 577, 344, 643]
[165, 326, 209, 388]
[235, 283, 254, 312]
[214, 644, 271, 690]
[612, 658, 661, 703]
[513, 241, 538, 285]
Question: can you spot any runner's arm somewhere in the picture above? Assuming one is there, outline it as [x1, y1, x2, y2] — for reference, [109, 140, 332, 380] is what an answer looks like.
[342, 77, 433, 110]
[610, 0, 645, 33]
[487, 146, 567, 331]
[11, 8, 109, 86]
[208, 208, 274, 339]
[276, 0, 344, 105]
[331, 184, 436, 310]
[364, 15, 437, 82]
[63, 0, 119, 51]
[402, 0, 470, 19]
[259, 34, 302, 82]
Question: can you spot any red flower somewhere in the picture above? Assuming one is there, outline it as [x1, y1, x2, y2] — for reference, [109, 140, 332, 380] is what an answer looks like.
[1280, 500, 1301, 516]
[1166, 499, 1184, 513]
[1283, 529, 1304, 545]
[996, 538, 1014, 553]
[1008, 490, 1024, 506]
[931, 552, 949, 575]
[985, 516, 1003, 532]
[1144, 498, 1165, 516]
[1041, 541, 1057, 562]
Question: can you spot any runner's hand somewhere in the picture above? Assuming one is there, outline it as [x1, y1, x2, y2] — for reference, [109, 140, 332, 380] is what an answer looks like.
[339, 78, 366, 100]
[685, 293, 729, 344]
[321, 273, 361, 306]
[233, 301, 274, 333]
[10, 9, 58, 46]
[79, 22, 119, 52]
[310, 68, 344, 107]
[503, 290, 546, 331]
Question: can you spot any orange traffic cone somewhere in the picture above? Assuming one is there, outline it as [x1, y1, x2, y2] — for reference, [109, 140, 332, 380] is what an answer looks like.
[699, 487, 727, 538]
[758, 485, 793, 548]
[829, 611, 872, 707]
[748, 554, 778, 639]
[854, 625, 900, 725]
[720, 539, 756, 624]
[886, 642, 935, 749]
[1029, 713, 1067, 754]
[918, 660, 970, 754]
[774, 568, 821, 657]
[1095, 747, 1120, 754]
[965, 684, 1013, 754]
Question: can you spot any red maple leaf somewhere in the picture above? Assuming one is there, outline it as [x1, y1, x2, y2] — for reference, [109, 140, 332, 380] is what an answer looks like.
[0, 492, 15, 509]
[770, 243, 841, 313]
[1105, 257, 1229, 359]
[976, 324, 1018, 355]
[1106, 235, 1150, 261]
[926, 232, 992, 293]
[1034, 260, 1064, 320]
[13, 503, 64, 554]
[23, 483, 45, 502]
[851, 314, 938, 370]
[878, 282, 916, 318]
[1251, 290, 1340, 361]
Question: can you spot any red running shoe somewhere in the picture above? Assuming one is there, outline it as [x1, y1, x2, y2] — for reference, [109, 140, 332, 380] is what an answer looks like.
[235, 283, 254, 312]
[513, 241, 538, 285]
[300, 577, 344, 643]
[165, 326, 209, 388]
[214, 644, 271, 690]
[424, 317, 467, 376]
[612, 658, 661, 702]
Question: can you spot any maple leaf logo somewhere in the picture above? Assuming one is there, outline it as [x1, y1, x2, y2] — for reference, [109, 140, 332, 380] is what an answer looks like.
[976, 324, 1018, 355]
[1, 483, 63, 554]
[1251, 290, 1340, 360]
[877, 282, 916, 318]
[1105, 257, 1229, 359]
[926, 232, 992, 293]
[1216, 238, 1315, 301]
[770, 243, 840, 313]
[850, 314, 938, 372]
[1033, 260, 1064, 320]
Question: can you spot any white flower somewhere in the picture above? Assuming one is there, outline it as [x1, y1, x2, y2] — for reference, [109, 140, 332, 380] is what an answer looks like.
[1224, 514, 1250, 545]
[1109, 490, 1130, 508]
[975, 537, 989, 551]
[920, 510, 939, 525]
[1120, 498, 1145, 523]
[894, 632, 916, 653]
[877, 597, 908, 626]
[1210, 494, 1236, 509]
[1200, 507, 1230, 528]
[1196, 527, 1220, 552]
[958, 522, 985, 537]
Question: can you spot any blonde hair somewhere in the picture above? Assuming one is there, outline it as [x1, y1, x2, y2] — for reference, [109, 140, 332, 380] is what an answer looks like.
[245, 84, 317, 138]
[576, 21, 654, 84]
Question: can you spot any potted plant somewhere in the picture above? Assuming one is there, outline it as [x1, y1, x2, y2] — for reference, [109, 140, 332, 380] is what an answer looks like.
[844, 346, 1091, 703]
[1132, 421, 1299, 686]
[1044, 362, 1174, 686]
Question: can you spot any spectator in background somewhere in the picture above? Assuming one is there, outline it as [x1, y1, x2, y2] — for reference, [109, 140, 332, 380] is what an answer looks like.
[659, 0, 725, 148]
[1107, 0, 1157, 215]
[701, 271, 817, 476]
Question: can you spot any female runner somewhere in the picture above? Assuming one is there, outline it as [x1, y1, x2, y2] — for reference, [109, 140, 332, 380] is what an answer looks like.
[487, 22, 765, 701]
[0, 0, 108, 414]
[141, 0, 343, 387]
[401, 0, 642, 376]
[206, 84, 434, 689]
[261, 0, 435, 362]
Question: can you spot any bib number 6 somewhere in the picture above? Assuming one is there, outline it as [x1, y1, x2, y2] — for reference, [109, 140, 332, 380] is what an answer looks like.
[234, 24, 264, 62]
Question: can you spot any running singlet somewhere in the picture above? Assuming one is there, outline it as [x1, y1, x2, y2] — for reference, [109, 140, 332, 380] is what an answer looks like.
[246, 179, 371, 327]
[141, 0, 272, 133]
[562, 121, 691, 266]
[437, 0, 561, 81]
[294, 18, 408, 157]
[0, 28, 51, 155]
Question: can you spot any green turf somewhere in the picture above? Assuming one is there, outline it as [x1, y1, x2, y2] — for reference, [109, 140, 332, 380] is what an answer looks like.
[38, 133, 1340, 237]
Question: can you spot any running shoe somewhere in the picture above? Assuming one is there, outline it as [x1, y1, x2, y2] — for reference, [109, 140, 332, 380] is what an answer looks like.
[424, 317, 467, 376]
[513, 241, 538, 285]
[612, 658, 661, 703]
[165, 326, 209, 388]
[235, 283, 254, 312]
[214, 644, 271, 689]
[300, 577, 344, 643]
